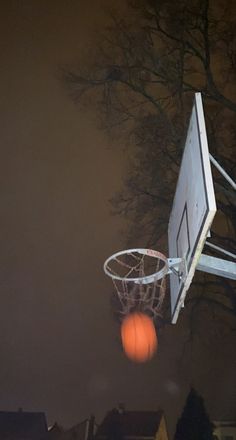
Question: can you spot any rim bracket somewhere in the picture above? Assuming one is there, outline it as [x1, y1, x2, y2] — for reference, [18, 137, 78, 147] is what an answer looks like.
[167, 258, 186, 281]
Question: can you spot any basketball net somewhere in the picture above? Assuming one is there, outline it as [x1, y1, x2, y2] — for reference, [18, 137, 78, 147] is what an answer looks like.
[104, 249, 168, 319]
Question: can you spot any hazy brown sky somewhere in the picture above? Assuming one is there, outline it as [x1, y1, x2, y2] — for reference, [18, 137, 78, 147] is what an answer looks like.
[0, 1, 235, 436]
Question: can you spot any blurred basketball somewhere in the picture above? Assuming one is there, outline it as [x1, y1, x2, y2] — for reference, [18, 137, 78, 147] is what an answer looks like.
[121, 312, 157, 362]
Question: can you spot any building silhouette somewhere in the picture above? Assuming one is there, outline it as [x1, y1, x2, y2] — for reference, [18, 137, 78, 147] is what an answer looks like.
[95, 406, 169, 440]
[0, 409, 47, 440]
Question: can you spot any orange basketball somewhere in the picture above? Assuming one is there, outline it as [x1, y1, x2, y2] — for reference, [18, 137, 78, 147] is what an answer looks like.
[121, 312, 157, 362]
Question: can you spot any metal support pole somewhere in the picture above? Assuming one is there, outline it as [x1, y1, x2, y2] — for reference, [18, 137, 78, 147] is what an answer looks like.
[205, 241, 236, 260]
[209, 154, 236, 190]
[196, 254, 236, 280]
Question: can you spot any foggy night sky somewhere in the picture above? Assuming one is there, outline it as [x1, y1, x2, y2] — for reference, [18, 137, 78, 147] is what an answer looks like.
[0, 1, 235, 437]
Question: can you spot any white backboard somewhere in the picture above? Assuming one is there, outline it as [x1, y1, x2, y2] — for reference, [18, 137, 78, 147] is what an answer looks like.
[168, 93, 216, 323]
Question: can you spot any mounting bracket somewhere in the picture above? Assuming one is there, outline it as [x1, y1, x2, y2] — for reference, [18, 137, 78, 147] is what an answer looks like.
[167, 258, 187, 281]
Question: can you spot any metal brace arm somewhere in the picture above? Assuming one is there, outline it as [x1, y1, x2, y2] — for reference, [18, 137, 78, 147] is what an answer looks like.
[196, 254, 236, 280]
[209, 154, 236, 190]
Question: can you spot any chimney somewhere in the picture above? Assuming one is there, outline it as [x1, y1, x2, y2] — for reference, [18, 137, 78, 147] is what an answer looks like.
[87, 414, 95, 440]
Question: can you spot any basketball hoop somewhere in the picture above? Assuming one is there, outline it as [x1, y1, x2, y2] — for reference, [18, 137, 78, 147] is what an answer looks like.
[103, 248, 169, 319]
[103, 94, 236, 329]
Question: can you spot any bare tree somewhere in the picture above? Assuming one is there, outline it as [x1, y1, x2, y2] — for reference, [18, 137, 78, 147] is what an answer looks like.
[63, 0, 236, 324]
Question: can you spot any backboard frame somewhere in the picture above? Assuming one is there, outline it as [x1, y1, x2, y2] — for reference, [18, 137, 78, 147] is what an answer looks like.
[168, 93, 217, 323]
